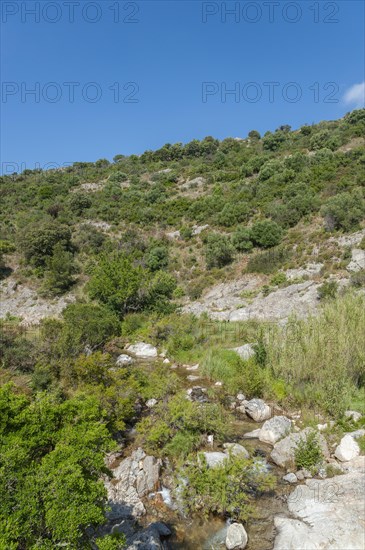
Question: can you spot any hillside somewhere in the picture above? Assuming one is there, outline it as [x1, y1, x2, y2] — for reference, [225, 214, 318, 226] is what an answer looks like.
[1, 110, 365, 550]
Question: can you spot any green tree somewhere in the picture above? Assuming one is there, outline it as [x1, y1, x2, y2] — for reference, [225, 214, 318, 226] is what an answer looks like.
[232, 227, 253, 252]
[18, 222, 72, 267]
[0, 385, 114, 549]
[43, 243, 75, 295]
[322, 190, 365, 231]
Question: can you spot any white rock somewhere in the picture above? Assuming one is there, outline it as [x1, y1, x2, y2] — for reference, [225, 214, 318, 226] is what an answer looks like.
[146, 399, 157, 408]
[126, 342, 158, 358]
[226, 523, 248, 549]
[202, 452, 227, 468]
[347, 249, 365, 272]
[274, 472, 365, 550]
[215, 381, 223, 386]
[283, 473, 298, 484]
[187, 375, 200, 381]
[223, 443, 249, 459]
[344, 410, 362, 422]
[271, 428, 329, 468]
[116, 354, 134, 366]
[243, 428, 261, 439]
[236, 405, 246, 415]
[259, 416, 292, 445]
[185, 364, 199, 371]
[162, 358, 170, 364]
[232, 344, 256, 361]
[236, 393, 246, 401]
[245, 399, 272, 422]
[334, 434, 360, 462]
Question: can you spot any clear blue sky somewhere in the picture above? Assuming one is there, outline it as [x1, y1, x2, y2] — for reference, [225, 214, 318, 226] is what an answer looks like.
[1, 0, 364, 173]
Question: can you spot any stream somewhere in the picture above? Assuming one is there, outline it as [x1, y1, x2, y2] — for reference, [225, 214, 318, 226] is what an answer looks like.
[119, 359, 292, 549]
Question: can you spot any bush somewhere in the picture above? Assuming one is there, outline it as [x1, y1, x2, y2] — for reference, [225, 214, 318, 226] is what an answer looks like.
[295, 431, 324, 474]
[232, 227, 253, 252]
[18, 222, 72, 267]
[322, 190, 365, 232]
[250, 220, 283, 248]
[147, 245, 169, 271]
[246, 246, 288, 274]
[204, 233, 235, 269]
[43, 243, 75, 295]
[318, 280, 338, 301]
[179, 454, 276, 522]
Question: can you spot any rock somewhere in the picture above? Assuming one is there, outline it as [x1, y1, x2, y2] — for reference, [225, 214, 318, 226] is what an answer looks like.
[348, 429, 365, 439]
[347, 249, 365, 272]
[126, 523, 168, 549]
[105, 448, 161, 520]
[259, 416, 292, 445]
[186, 386, 208, 402]
[185, 364, 199, 371]
[232, 344, 256, 361]
[223, 443, 249, 459]
[243, 428, 261, 439]
[283, 473, 298, 483]
[215, 381, 223, 386]
[236, 393, 246, 401]
[245, 399, 271, 422]
[285, 263, 323, 281]
[225, 522, 248, 549]
[126, 342, 158, 358]
[273, 472, 365, 550]
[162, 358, 170, 364]
[344, 410, 362, 422]
[202, 451, 227, 468]
[271, 428, 329, 468]
[146, 399, 157, 408]
[295, 470, 305, 481]
[187, 375, 200, 381]
[334, 434, 360, 462]
[116, 354, 134, 366]
[236, 405, 246, 415]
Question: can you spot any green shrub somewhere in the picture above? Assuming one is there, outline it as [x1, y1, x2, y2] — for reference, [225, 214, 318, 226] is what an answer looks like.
[18, 222, 73, 267]
[246, 247, 289, 274]
[43, 243, 76, 295]
[179, 454, 276, 522]
[204, 233, 235, 269]
[295, 431, 324, 474]
[250, 220, 283, 248]
[270, 272, 287, 286]
[322, 190, 365, 231]
[318, 280, 338, 301]
[350, 270, 365, 288]
[232, 227, 253, 252]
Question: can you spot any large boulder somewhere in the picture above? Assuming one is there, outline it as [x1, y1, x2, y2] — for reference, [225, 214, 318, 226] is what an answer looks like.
[274, 472, 365, 549]
[126, 522, 171, 549]
[126, 342, 158, 358]
[334, 434, 360, 462]
[245, 398, 271, 422]
[225, 523, 248, 549]
[106, 448, 161, 520]
[271, 428, 329, 469]
[259, 416, 292, 445]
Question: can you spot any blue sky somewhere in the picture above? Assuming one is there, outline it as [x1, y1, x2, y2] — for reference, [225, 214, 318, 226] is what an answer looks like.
[1, 0, 364, 173]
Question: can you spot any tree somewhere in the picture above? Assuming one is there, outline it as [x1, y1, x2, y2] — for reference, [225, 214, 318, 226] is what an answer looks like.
[88, 253, 146, 315]
[250, 220, 283, 248]
[322, 190, 365, 231]
[43, 243, 75, 295]
[18, 222, 72, 267]
[205, 234, 235, 269]
[0, 385, 114, 549]
[147, 245, 169, 271]
[248, 130, 261, 140]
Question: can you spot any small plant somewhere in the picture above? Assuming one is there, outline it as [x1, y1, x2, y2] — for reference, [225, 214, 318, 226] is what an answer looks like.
[295, 431, 323, 474]
[358, 435, 365, 454]
[270, 272, 287, 286]
[318, 280, 338, 301]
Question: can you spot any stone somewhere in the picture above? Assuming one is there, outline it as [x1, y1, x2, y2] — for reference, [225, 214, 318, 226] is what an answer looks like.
[344, 410, 362, 422]
[187, 375, 200, 381]
[271, 428, 329, 468]
[334, 434, 360, 462]
[283, 473, 297, 483]
[236, 393, 246, 401]
[347, 249, 365, 272]
[126, 342, 158, 358]
[245, 399, 272, 422]
[243, 429, 261, 439]
[202, 451, 227, 468]
[259, 416, 292, 445]
[146, 399, 157, 408]
[116, 354, 134, 366]
[232, 344, 256, 361]
[126, 523, 167, 549]
[185, 363, 199, 371]
[105, 448, 161, 520]
[295, 470, 305, 481]
[223, 443, 249, 459]
[162, 358, 170, 364]
[225, 523, 248, 549]
[273, 472, 365, 550]
[236, 405, 246, 415]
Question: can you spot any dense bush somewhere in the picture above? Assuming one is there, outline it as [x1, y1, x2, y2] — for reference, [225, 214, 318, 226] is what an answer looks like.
[246, 246, 289, 274]
[322, 190, 365, 231]
[250, 220, 283, 248]
[18, 222, 73, 267]
[232, 227, 253, 252]
[204, 233, 235, 268]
